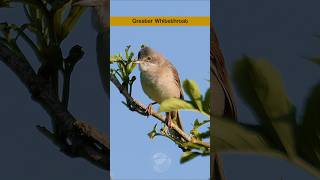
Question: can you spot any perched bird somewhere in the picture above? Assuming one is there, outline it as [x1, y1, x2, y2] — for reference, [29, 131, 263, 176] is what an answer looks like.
[135, 46, 184, 130]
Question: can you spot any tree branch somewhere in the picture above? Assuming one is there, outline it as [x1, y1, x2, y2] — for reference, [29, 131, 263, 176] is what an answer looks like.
[0, 42, 110, 170]
[110, 74, 210, 148]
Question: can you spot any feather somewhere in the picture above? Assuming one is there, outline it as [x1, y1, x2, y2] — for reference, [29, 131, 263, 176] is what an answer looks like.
[211, 23, 237, 120]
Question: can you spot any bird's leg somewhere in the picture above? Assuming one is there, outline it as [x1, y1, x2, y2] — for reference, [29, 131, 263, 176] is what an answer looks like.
[165, 112, 172, 128]
[146, 102, 157, 116]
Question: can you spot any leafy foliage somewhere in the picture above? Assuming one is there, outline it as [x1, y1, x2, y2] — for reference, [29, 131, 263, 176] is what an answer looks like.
[0, 1, 86, 67]
[0, 0, 10, 8]
[183, 80, 203, 111]
[298, 84, 320, 168]
[158, 98, 195, 112]
[180, 151, 202, 164]
[310, 57, 320, 66]
[110, 45, 137, 98]
[213, 56, 320, 177]
[159, 79, 210, 116]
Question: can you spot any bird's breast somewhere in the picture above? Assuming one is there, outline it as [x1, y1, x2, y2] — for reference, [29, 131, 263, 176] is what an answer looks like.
[140, 68, 180, 103]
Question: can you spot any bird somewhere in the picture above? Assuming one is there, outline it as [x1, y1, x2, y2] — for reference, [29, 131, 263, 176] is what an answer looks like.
[134, 46, 184, 130]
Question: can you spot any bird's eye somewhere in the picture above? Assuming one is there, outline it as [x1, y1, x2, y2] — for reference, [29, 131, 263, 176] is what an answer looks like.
[146, 56, 152, 61]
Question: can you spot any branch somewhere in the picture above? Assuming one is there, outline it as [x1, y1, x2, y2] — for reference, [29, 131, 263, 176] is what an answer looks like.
[0, 42, 110, 170]
[110, 74, 210, 148]
[62, 68, 72, 108]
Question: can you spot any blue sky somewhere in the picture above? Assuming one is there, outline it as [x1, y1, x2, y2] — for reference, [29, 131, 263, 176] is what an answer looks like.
[111, 0, 209, 16]
[110, 0, 210, 179]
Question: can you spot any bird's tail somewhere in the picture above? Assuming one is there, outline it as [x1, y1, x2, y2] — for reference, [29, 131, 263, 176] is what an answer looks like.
[171, 111, 184, 131]
[170, 111, 187, 148]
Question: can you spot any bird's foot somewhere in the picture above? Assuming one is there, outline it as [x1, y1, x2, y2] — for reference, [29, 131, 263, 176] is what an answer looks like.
[145, 104, 153, 117]
[145, 102, 157, 117]
[165, 116, 172, 129]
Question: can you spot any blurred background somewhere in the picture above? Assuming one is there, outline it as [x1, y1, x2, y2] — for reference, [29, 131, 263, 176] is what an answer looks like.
[0, 6, 108, 180]
[213, 0, 320, 179]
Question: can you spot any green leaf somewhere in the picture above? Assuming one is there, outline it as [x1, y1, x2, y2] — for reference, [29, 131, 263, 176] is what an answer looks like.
[53, 0, 72, 40]
[0, 0, 10, 7]
[310, 57, 320, 66]
[191, 119, 210, 140]
[234, 57, 297, 157]
[181, 142, 207, 151]
[128, 52, 134, 61]
[298, 84, 320, 167]
[198, 130, 210, 139]
[213, 117, 320, 177]
[147, 124, 158, 139]
[190, 119, 200, 138]
[158, 98, 195, 112]
[180, 151, 200, 164]
[193, 119, 201, 128]
[126, 62, 136, 75]
[194, 119, 210, 129]
[213, 118, 277, 153]
[61, 6, 86, 40]
[125, 45, 130, 60]
[203, 88, 211, 114]
[183, 79, 203, 111]
[234, 57, 292, 121]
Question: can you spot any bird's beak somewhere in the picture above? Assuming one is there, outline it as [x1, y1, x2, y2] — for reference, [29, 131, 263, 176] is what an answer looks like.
[133, 60, 143, 64]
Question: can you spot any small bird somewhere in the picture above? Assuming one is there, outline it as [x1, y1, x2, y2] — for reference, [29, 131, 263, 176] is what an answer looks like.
[135, 46, 184, 130]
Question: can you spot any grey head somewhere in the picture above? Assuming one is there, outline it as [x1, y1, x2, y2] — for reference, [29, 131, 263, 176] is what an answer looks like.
[138, 46, 153, 60]
[136, 46, 167, 72]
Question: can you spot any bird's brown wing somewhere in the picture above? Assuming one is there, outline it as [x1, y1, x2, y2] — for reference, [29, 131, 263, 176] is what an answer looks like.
[211, 24, 237, 120]
[168, 61, 184, 100]
[167, 61, 184, 131]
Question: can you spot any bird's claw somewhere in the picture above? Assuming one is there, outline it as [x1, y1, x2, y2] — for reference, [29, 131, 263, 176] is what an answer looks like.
[165, 116, 172, 129]
[145, 104, 153, 117]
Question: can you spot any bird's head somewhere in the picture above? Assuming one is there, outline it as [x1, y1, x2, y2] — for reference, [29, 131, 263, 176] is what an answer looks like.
[134, 46, 165, 72]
